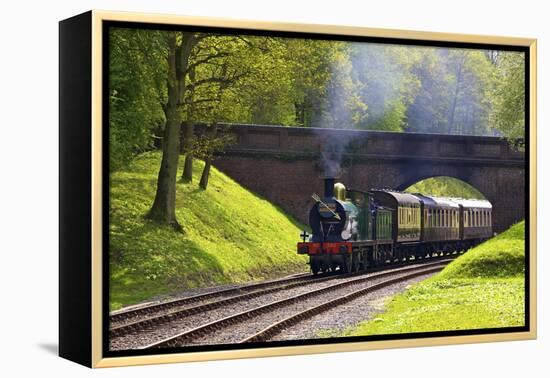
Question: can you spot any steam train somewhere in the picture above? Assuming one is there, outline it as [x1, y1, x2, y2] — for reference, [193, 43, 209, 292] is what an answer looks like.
[297, 177, 493, 274]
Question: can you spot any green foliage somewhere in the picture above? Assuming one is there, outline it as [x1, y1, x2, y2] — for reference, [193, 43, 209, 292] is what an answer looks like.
[109, 152, 308, 310]
[405, 176, 485, 199]
[351, 44, 420, 131]
[492, 52, 526, 142]
[109, 28, 167, 171]
[344, 221, 525, 336]
[191, 129, 235, 160]
[318, 43, 368, 128]
[405, 48, 500, 136]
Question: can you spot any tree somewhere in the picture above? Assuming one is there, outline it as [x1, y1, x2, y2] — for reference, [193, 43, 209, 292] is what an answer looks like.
[191, 124, 235, 189]
[147, 32, 197, 230]
[179, 34, 266, 182]
[405, 48, 453, 133]
[405, 47, 498, 136]
[350, 43, 420, 131]
[443, 49, 497, 135]
[492, 51, 525, 143]
[108, 28, 166, 170]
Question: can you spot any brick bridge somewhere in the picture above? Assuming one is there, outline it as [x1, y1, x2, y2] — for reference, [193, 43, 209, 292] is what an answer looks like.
[210, 124, 525, 233]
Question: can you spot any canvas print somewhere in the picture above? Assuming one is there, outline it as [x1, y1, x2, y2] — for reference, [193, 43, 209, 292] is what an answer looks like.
[106, 23, 528, 354]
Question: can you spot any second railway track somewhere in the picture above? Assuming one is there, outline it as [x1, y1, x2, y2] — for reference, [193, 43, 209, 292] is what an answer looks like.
[134, 260, 449, 350]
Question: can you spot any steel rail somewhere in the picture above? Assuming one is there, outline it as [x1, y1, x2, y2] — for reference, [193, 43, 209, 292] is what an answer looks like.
[142, 260, 449, 349]
[241, 265, 444, 343]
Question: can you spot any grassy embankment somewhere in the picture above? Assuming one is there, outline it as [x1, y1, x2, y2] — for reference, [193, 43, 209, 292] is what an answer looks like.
[110, 151, 307, 310]
[346, 221, 525, 335]
[406, 176, 485, 199]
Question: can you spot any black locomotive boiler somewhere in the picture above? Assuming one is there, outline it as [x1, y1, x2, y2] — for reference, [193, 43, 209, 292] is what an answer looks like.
[298, 178, 492, 274]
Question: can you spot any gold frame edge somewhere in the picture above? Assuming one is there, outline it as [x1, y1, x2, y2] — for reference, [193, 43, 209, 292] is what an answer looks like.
[89, 9, 538, 368]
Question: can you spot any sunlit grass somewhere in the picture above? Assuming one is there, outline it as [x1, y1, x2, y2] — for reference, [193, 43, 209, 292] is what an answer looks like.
[109, 151, 307, 310]
[345, 221, 525, 336]
[406, 176, 486, 200]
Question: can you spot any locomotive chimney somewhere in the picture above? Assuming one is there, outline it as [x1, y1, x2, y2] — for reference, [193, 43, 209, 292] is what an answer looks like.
[324, 178, 335, 198]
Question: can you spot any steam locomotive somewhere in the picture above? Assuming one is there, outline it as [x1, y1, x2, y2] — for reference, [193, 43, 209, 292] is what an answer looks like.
[298, 177, 492, 274]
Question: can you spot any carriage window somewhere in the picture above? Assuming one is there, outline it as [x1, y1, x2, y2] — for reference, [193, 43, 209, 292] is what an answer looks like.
[424, 209, 428, 226]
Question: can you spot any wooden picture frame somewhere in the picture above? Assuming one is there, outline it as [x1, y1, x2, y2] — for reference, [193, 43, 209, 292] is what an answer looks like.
[59, 10, 537, 368]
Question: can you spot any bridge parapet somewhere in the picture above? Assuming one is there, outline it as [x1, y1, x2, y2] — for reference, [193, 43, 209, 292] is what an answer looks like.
[219, 124, 524, 166]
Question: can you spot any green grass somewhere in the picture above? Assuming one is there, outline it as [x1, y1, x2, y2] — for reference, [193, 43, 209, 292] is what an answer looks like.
[109, 151, 307, 310]
[345, 221, 525, 336]
[406, 176, 485, 199]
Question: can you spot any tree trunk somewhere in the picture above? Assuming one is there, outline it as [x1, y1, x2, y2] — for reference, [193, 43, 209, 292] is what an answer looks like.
[147, 31, 196, 231]
[181, 123, 195, 182]
[147, 107, 182, 230]
[199, 157, 212, 189]
[183, 153, 194, 182]
[448, 57, 464, 134]
[147, 32, 182, 230]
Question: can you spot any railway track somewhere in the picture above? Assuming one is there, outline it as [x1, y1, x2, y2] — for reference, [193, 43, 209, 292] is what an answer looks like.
[138, 260, 448, 349]
[110, 272, 337, 338]
[110, 253, 456, 336]
[109, 272, 318, 325]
